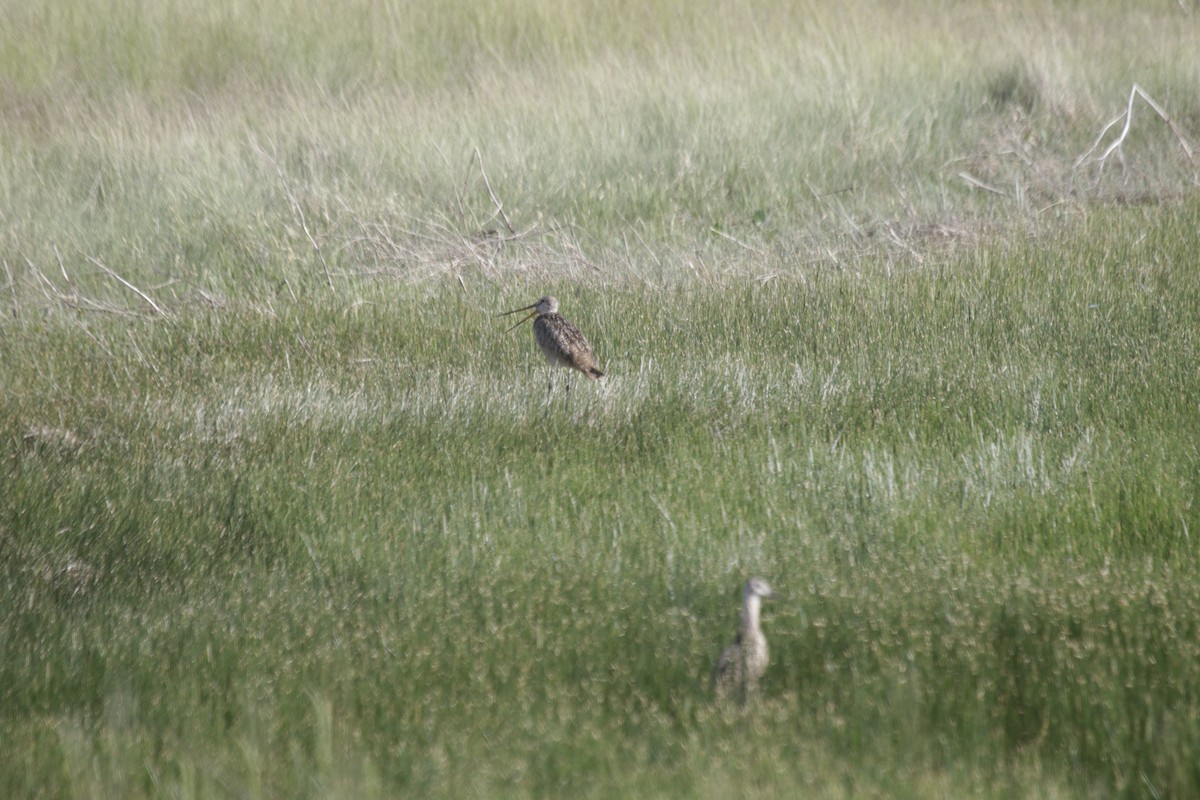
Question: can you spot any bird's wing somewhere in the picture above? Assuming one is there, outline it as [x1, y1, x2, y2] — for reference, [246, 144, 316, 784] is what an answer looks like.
[550, 317, 593, 355]
[713, 641, 742, 686]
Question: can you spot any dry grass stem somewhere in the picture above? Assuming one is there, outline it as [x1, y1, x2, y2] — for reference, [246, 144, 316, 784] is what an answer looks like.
[85, 255, 168, 317]
[250, 136, 336, 292]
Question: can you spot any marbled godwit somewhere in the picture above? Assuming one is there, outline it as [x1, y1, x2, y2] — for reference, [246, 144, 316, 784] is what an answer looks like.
[499, 296, 604, 396]
[714, 577, 778, 704]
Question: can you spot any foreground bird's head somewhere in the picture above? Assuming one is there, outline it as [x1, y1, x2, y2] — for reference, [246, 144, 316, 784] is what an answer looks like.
[744, 577, 778, 601]
[499, 295, 558, 332]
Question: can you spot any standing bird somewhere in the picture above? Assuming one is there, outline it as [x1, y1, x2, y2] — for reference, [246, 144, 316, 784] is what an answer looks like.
[714, 577, 779, 705]
[499, 296, 604, 397]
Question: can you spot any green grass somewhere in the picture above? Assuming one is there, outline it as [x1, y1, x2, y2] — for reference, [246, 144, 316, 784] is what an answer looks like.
[5, 209, 1200, 797]
[3, 1, 1200, 797]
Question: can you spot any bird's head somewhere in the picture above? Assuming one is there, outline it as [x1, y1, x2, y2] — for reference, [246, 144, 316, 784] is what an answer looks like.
[499, 295, 558, 332]
[744, 577, 779, 601]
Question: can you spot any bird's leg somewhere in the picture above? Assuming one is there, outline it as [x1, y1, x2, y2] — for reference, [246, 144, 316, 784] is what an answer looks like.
[741, 676, 754, 709]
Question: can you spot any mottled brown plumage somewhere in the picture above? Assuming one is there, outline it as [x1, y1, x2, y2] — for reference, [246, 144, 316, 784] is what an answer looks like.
[500, 296, 604, 381]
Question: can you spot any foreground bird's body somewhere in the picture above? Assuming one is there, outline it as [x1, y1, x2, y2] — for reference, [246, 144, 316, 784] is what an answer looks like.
[714, 577, 778, 704]
[500, 296, 604, 385]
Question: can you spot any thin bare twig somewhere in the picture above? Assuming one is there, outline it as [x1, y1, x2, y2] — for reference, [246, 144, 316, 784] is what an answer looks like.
[71, 295, 143, 317]
[958, 172, 1008, 196]
[1075, 83, 1195, 171]
[53, 243, 73, 287]
[51, 243, 83, 313]
[1076, 112, 1126, 169]
[27, 257, 63, 306]
[474, 148, 517, 236]
[85, 255, 167, 316]
[196, 289, 227, 309]
[25, 256, 144, 318]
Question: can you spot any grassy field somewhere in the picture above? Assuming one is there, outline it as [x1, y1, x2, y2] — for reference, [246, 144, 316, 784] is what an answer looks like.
[4, 1, 1200, 797]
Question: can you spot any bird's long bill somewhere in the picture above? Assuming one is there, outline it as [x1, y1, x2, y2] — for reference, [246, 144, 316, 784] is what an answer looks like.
[498, 303, 538, 333]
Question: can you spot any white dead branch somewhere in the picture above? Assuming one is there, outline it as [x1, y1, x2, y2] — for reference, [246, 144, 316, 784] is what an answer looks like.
[1075, 83, 1195, 172]
[85, 255, 167, 316]
[957, 171, 1008, 196]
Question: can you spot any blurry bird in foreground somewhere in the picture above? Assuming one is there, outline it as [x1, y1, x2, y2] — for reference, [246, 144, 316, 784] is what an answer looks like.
[714, 577, 779, 705]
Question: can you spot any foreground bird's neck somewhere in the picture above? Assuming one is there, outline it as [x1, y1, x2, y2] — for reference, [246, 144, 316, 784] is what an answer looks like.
[740, 594, 762, 633]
